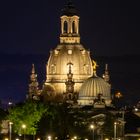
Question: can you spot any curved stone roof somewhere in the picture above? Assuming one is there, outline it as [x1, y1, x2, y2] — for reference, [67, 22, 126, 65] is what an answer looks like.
[46, 44, 93, 95]
[79, 75, 111, 99]
[47, 44, 93, 79]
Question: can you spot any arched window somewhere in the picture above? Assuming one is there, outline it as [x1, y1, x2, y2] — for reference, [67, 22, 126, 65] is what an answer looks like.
[84, 64, 89, 74]
[68, 93, 72, 100]
[64, 21, 68, 33]
[72, 21, 76, 33]
[50, 64, 56, 74]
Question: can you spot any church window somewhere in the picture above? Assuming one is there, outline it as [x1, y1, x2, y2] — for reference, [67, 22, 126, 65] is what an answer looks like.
[50, 64, 56, 74]
[68, 49, 72, 55]
[68, 93, 72, 100]
[72, 21, 76, 33]
[84, 64, 89, 74]
[54, 49, 59, 55]
[81, 49, 86, 55]
[64, 21, 68, 33]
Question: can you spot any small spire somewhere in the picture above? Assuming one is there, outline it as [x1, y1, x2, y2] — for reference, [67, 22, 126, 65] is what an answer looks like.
[103, 64, 110, 82]
[30, 64, 37, 82]
[62, 0, 77, 16]
[67, 0, 74, 7]
[32, 64, 35, 74]
[28, 64, 39, 100]
[105, 64, 108, 71]
[92, 60, 98, 76]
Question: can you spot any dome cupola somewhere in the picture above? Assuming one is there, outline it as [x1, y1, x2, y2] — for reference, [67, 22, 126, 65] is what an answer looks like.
[62, 0, 78, 16]
[44, 1, 93, 100]
[45, 44, 93, 96]
[78, 61, 112, 106]
[60, 0, 80, 44]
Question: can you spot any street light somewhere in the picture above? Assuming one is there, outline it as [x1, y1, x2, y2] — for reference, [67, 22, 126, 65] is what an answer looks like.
[9, 121, 13, 140]
[22, 124, 26, 140]
[48, 135, 52, 140]
[104, 138, 109, 140]
[90, 124, 95, 140]
[114, 122, 117, 140]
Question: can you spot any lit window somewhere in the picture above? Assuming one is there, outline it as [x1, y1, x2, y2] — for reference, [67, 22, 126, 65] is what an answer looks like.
[54, 50, 59, 55]
[51, 64, 56, 74]
[68, 50, 72, 54]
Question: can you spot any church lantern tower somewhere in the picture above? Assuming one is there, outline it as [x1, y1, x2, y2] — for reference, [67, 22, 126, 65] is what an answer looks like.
[60, 1, 80, 44]
[44, 1, 93, 101]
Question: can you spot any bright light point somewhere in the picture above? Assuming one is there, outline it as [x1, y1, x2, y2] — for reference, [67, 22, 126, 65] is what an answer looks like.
[74, 136, 77, 139]
[8, 102, 13, 105]
[9, 121, 13, 125]
[115, 92, 122, 98]
[5, 138, 9, 140]
[15, 138, 19, 140]
[85, 139, 88, 140]
[48, 135, 51, 140]
[105, 138, 109, 140]
[37, 138, 40, 140]
[135, 108, 138, 111]
[22, 124, 26, 129]
[90, 124, 94, 129]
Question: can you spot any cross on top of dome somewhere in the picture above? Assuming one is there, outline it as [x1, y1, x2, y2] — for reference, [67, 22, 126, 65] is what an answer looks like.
[62, 0, 78, 16]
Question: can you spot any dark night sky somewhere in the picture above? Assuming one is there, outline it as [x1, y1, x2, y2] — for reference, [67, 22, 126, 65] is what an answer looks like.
[0, 0, 140, 107]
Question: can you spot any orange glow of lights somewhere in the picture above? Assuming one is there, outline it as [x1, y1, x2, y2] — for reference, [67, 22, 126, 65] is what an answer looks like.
[115, 92, 122, 98]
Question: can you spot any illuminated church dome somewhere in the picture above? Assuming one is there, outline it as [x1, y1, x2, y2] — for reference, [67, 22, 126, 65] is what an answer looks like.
[28, 1, 112, 105]
[43, 1, 93, 100]
[78, 62, 111, 106]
